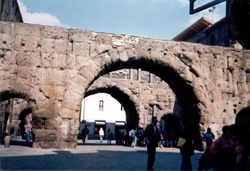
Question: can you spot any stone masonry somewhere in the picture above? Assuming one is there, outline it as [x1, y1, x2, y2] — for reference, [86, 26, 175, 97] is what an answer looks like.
[0, 21, 249, 148]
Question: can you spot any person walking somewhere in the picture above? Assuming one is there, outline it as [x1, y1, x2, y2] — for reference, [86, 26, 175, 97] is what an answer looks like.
[25, 120, 32, 142]
[136, 127, 144, 146]
[107, 128, 113, 145]
[119, 129, 124, 145]
[179, 123, 195, 171]
[210, 125, 235, 171]
[142, 116, 161, 170]
[180, 139, 195, 171]
[81, 126, 89, 144]
[203, 127, 215, 149]
[130, 128, 137, 148]
[99, 127, 104, 143]
[197, 128, 215, 170]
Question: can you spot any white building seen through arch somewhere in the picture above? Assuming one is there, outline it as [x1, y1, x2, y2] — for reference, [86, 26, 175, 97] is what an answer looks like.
[80, 93, 126, 139]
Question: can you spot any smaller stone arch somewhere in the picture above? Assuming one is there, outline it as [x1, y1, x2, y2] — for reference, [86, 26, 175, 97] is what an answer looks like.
[85, 86, 139, 129]
[19, 108, 32, 138]
[0, 90, 32, 143]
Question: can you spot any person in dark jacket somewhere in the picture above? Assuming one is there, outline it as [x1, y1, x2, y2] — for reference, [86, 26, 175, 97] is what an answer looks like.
[81, 126, 89, 144]
[203, 127, 215, 149]
[179, 122, 195, 171]
[143, 116, 161, 170]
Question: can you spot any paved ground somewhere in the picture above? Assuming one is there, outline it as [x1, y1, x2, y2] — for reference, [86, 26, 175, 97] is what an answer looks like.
[0, 139, 202, 170]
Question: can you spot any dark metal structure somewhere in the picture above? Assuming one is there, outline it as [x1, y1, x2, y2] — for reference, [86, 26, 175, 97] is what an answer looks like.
[189, 0, 226, 14]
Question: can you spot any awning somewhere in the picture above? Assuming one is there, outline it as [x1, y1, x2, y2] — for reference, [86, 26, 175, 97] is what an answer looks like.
[95, 121, 106, 125]
[115, 121, 126, 126]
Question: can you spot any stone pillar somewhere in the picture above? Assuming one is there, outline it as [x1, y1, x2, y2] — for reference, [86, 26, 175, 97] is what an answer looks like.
[32, 116, 79, 149]
[9, 99, 13, 125]
[137, 68, 141, 81]
[149, 73, 153, 83]
[153, 105, 156, 117]
[129, 69, 133, 80]
[30, 94, 81, 149]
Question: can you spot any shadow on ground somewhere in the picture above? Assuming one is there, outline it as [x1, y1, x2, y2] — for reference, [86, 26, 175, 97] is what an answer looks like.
[1, 140, 202, 170]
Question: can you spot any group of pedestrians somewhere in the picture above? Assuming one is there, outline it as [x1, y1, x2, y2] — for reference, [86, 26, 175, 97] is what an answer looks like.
[114, 117, 173, 171]
[160, 128, 174, 148]
[198, 107, 250, 171]
[79, 117, 161, 170]
[81, 123, 175, 150]
[79, 107, 250, 171]
[198, 125, 247, 171]
[81, 126, 113, 144]
[116, 127, 144, 147]
[115, 126, 175, 149]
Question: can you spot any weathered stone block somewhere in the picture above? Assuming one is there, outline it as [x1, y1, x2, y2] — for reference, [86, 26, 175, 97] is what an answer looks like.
[69, 29, 93, 42]
[44, 119, 59, 130]
[14, 23, 40, 36]
[33, 129, 57, 141]
[41, 26, 68, 39]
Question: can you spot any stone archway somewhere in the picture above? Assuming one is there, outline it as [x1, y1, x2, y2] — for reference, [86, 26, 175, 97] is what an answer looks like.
[0, 90, 32, 143]
[19, 107, 32, 138]
[85, 86, 139, 129]
[0, 21, 249, 148]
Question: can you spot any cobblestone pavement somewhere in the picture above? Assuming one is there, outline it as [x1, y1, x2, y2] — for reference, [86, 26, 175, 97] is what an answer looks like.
[0, 140, 202, 170]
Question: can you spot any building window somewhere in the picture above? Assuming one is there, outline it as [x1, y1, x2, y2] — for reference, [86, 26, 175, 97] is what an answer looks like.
[99, 100, 104, 111]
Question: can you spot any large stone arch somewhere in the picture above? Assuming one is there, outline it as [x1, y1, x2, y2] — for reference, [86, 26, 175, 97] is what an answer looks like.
[81, 52, 201, 138]
[0, 21, 249, 148]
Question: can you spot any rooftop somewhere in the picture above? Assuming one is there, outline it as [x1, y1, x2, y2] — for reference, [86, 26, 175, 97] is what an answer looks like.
[172, 17, 213, 41]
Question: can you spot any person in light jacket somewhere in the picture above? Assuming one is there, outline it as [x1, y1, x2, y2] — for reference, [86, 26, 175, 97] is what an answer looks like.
[99, 127, 104, 143]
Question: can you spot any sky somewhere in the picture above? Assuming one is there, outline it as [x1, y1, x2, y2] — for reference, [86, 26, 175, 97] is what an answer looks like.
[18, 0, 226, 40]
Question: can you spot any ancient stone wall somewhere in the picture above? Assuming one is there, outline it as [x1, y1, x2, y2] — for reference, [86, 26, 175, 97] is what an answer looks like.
[0, 21, 249, 148]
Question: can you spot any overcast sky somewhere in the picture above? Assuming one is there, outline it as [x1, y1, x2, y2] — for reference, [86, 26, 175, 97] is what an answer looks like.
[18, 0, 226, 40]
